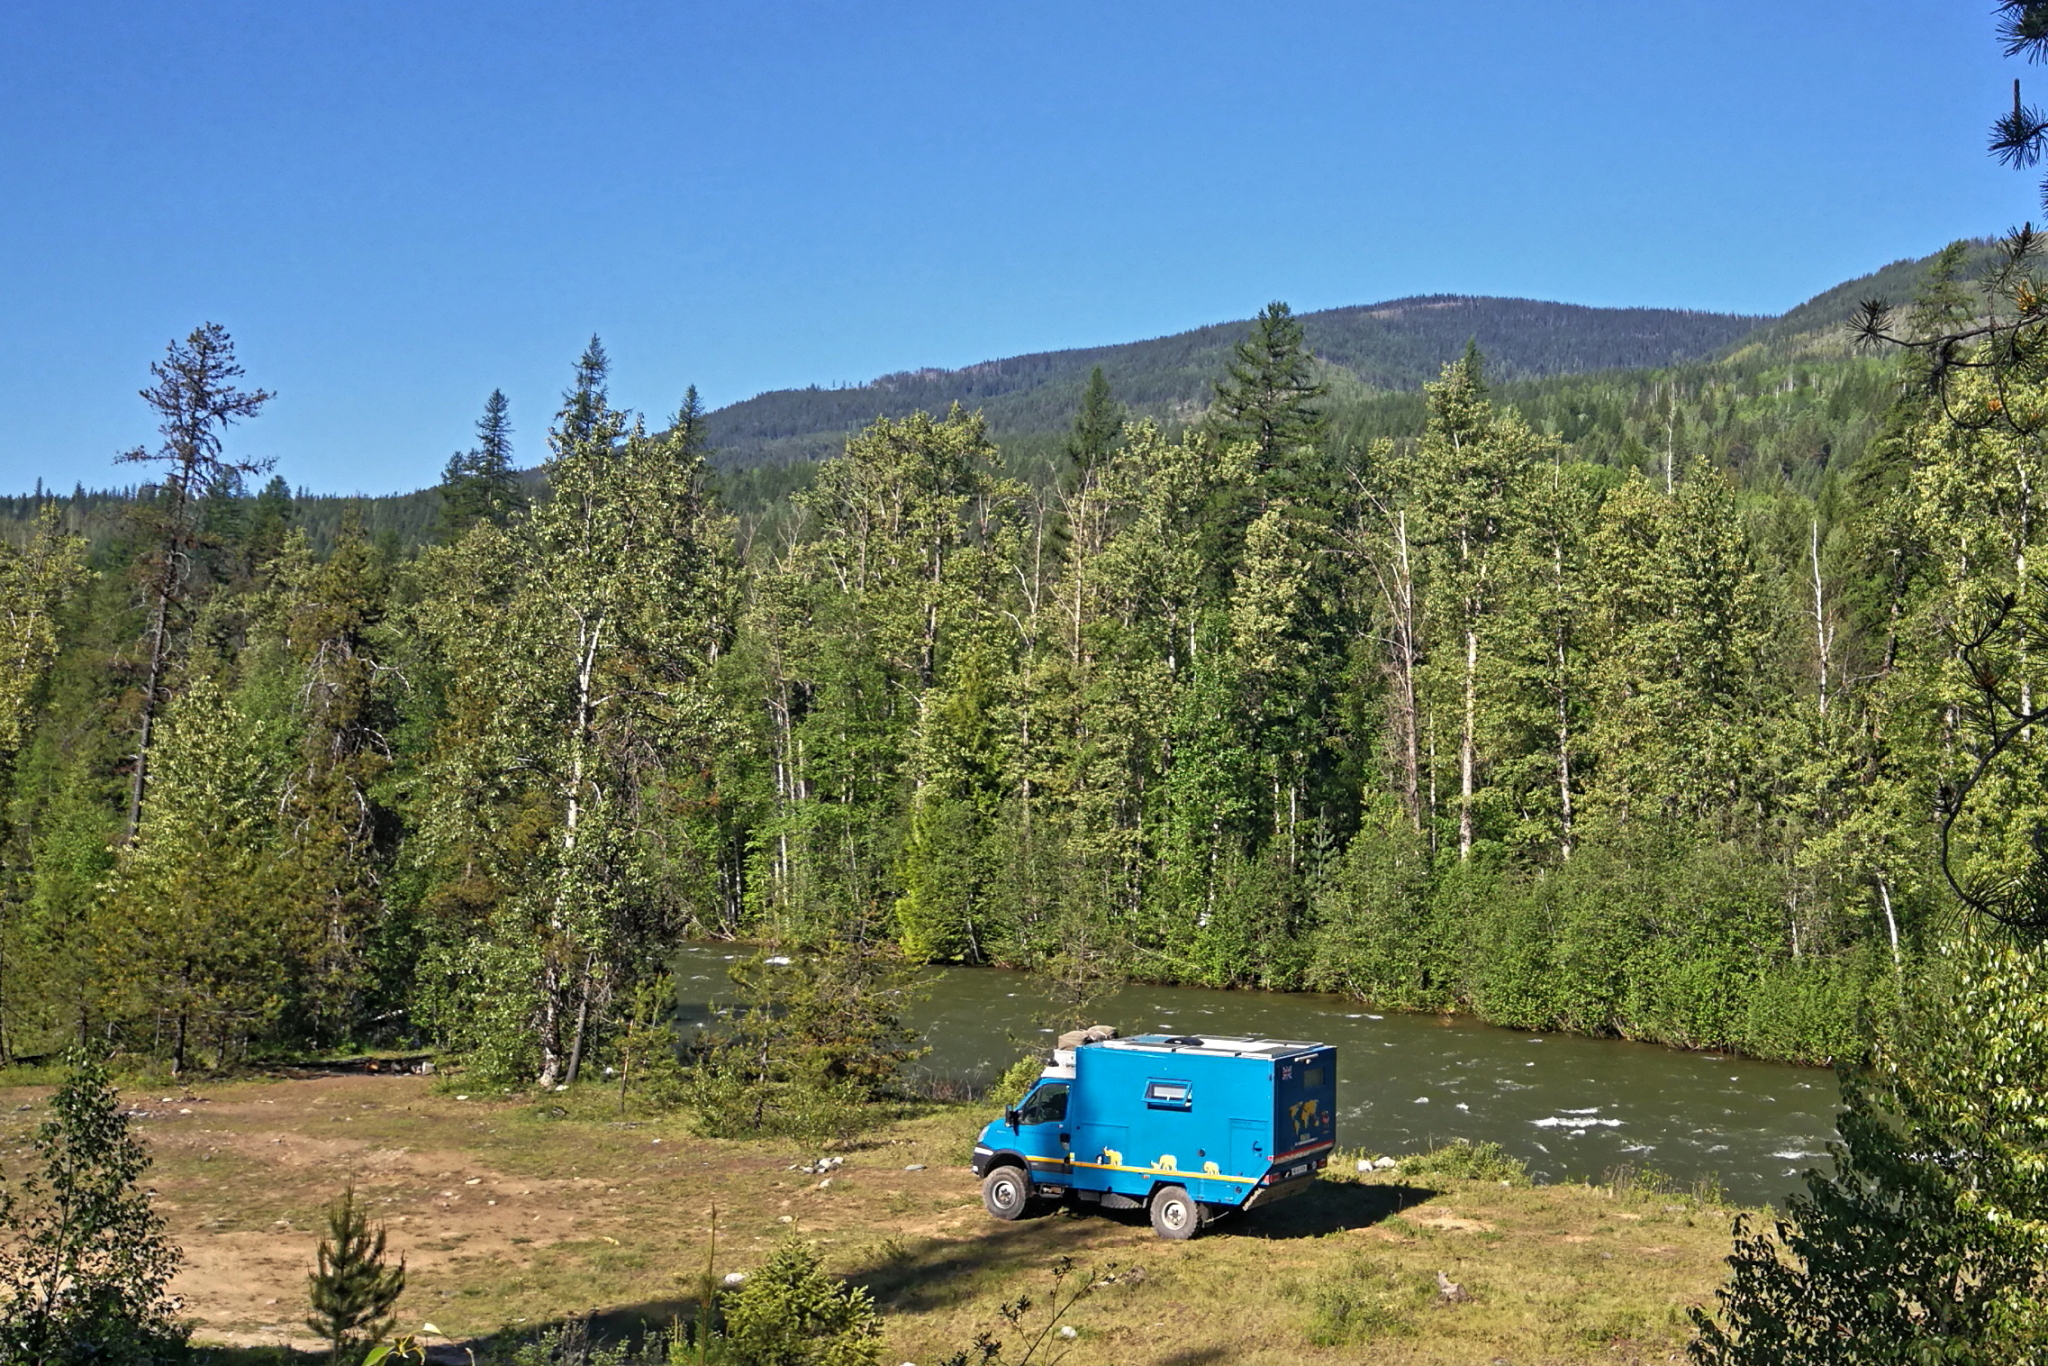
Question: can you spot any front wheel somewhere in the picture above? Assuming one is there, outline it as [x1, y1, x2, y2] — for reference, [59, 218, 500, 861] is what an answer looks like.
[1149, 1184, 1199, 1240]
[982, 1166, 1031, 1221]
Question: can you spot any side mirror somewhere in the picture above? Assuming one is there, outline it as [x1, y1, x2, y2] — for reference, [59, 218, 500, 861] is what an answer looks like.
[1004, 1107, 1019, 1130]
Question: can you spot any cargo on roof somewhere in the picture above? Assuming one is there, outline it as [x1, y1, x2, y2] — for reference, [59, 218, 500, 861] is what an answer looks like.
[971, 1024, 1338, 1240]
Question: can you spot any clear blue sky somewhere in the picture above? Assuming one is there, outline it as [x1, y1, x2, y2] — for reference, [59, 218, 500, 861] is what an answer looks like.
[0, 1, 2030, 495]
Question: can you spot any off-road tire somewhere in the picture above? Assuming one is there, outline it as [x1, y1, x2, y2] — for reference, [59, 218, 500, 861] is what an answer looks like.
[982, 1166, 1031, 1221]
[1149, 1184, 1200, 1240]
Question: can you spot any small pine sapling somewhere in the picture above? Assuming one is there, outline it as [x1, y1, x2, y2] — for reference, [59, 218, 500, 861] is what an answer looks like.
[306, 1179, 406, 1363]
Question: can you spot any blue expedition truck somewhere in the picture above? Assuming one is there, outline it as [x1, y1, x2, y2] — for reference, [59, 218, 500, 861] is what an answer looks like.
[971, 1029, 1337, 1239]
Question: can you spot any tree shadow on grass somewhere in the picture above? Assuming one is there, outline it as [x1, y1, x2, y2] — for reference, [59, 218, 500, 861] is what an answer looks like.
[264, 1181, 1440, 1364]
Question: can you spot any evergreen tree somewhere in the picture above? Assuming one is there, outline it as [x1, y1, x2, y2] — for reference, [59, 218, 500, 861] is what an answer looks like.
[1207, 301, 1328, 475]
[688, 935, 921, 1141]
[104, 677, 288, 1073]
[435, 389, 523, 540]
[246, 474, 297, 573]
[1991, 3, 2048, 210]
[1689, 935, 2048, 1365]
[672, 383, 711, 460]
[1065, 367, 1123, 477]
[305, 1180, 405, 1365]
[115, 323, 273, 840]
[720, 1234, 883, 1366]
[263, 521, 395, 1045]
[559, 335, 610, 448]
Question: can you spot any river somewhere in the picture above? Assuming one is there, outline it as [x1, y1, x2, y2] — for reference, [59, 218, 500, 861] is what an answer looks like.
[673, 944, 1839, 1207]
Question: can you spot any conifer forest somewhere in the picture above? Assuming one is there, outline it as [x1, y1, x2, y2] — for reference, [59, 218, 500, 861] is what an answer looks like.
[1, 245, 2030, 1083]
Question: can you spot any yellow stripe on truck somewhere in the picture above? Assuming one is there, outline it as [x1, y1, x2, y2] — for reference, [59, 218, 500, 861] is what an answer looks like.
[1028, 1154, 1259, 1185]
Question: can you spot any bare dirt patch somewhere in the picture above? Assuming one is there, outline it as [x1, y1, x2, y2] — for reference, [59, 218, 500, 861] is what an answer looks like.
[0, 1074, 1748, 1365]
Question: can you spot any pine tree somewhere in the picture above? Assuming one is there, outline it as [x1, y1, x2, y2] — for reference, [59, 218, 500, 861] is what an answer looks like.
[246, 474, 297, 573]
[115, 323, 273, 840]
[105, 677, 288, 1073]
[672, 383, 711, 460]
[1065, 367, 1124, 478]
[1207, 301, 1328, 475]
[559, 335, 610, 448]
[305, 1180, 405, 1365]
[1689, 935, 2048, 1365]
[720, 1233, 883, 1366]
[436, 389, 523, 540]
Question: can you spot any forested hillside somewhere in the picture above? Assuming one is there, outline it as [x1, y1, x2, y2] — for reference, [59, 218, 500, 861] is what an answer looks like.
[0, 241, 2021, 1085]
[705, 295, 1768, 470]
[699, 245, 1992, 473]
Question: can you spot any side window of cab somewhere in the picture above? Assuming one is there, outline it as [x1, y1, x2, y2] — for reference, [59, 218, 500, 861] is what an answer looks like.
[1017, 1082, 1069, 1126]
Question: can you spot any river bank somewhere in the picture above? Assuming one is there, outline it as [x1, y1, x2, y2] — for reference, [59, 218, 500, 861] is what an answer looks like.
[0, 1071, 1756, 1365]
[678, 943, 1841, 1208]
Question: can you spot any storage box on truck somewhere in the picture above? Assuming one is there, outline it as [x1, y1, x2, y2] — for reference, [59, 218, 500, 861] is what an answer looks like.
[970, 1030, 1336, 1239]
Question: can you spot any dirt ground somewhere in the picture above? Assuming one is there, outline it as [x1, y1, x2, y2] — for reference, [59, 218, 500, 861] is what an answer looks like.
[0, 1072, 1754, 1365]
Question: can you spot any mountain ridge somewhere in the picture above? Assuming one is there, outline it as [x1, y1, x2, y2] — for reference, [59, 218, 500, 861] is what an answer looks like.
[704, 292, 1768, 468]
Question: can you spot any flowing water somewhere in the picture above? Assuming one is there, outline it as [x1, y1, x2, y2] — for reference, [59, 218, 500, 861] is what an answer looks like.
[673, 944, 1838, 1207]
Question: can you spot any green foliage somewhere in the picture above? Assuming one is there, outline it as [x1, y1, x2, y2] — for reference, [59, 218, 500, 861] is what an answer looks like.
[306, 1180, 406, 1364]
[702, 295, 1769, 473]
[0, 254, 2025, 1077]
[986, 1053, 1045, 1108]
[1689, 935, 2048, 1365]
[1292, 1253, 1431, 1346]
[612, 975, 691, 1113]
[720, 1235, 882, 1366]
[437, 388, 525, 540]
[937, 1256, 1112, 1366]
[687, 939, 922, 1142]
[0, 1057, 185, 1365]
[1397, 1139, 1530, 1186]
[1205, 300, 1328, 472]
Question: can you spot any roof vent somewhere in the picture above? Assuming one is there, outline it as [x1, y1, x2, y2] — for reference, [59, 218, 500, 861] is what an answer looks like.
[1161, 1035, 1206, 1048]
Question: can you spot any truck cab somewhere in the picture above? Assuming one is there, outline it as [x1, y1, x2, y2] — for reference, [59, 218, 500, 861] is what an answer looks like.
[972, 1029, 1336, 1239]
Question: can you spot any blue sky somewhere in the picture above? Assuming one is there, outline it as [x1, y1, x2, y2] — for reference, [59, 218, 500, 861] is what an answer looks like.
[0, 1, 2030, 495]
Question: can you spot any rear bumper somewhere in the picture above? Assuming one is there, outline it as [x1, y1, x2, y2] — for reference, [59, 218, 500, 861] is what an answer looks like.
[1243, 1171, 1317, 1209]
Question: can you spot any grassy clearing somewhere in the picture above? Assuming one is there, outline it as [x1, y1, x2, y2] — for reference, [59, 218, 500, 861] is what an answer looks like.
[0, 1073, 1745, 1365]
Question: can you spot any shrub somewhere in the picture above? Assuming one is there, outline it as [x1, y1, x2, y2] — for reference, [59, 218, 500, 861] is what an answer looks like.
[1398, 1139, 1529, 1186]
[721, 1235, 882, 1366]
[0, 1056, 186, 1365]
[986, 1053, 1045, 1108]
[1297, 1255, 1429, 1346]
[687, 940, 922, 1143]
[1689, 934, 2048, 1365]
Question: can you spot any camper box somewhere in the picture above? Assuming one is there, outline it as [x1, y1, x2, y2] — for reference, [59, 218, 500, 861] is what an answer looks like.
[972, 1031, 1337, 1239]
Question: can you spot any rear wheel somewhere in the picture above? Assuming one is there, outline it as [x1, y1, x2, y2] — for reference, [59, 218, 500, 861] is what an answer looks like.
[981, 1166, 1031, 1221]
[1149, 1184, 1199, 1240]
